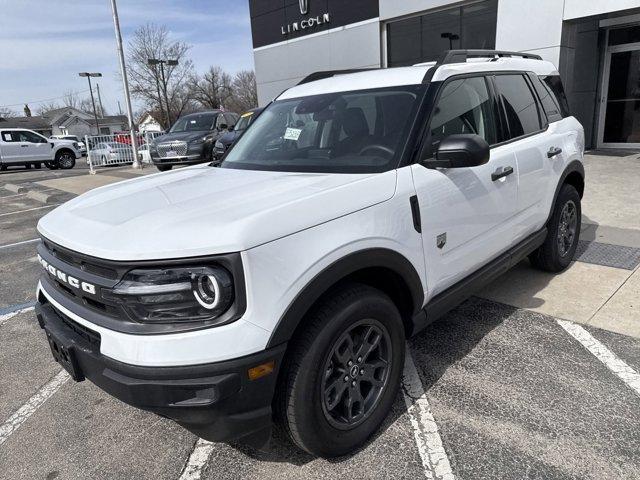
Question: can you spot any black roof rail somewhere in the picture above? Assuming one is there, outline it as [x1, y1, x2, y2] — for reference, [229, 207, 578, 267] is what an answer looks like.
[422, 49, 543, 83]
[297, 68, 379, 85]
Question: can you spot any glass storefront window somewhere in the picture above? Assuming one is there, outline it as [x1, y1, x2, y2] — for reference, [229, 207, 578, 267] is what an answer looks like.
[387, 0, 497, 67]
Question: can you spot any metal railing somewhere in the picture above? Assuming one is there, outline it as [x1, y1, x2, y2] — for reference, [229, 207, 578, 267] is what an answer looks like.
[85, 131, 165, 173]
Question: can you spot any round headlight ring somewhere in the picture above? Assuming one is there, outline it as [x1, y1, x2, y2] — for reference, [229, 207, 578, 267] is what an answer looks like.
[193, 273, 221, 309]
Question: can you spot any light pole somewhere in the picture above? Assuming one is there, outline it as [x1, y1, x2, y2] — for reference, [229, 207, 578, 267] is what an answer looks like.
[78, 72, 102, 134]
[148, 58, 178, 127]
[110, 0, 140, 168]
[441, 32, 460, 50]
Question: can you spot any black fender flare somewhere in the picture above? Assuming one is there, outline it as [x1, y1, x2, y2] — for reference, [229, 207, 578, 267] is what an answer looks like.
[546, 160, 585, 225]
[266, 248, 424, 348]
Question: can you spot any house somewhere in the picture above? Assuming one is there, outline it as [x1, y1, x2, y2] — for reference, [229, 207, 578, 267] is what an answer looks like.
[138, 111, 164, 133]
[0, 107, 129, 138]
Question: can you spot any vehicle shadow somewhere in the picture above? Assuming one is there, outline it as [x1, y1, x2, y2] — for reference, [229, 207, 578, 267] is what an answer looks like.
[230, 296, 516, 466]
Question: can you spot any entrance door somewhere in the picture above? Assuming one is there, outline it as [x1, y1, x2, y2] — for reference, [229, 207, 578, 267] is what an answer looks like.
[598, 42, 640, 147]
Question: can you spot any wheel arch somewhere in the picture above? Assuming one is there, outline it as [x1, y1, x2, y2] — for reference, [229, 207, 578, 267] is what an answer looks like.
[266, 248, 425, 348]
[547, 160, 584, 225]
[55, 147, 75, 159]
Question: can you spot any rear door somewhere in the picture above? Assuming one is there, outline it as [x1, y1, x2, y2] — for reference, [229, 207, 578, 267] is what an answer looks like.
[491, 73, 558, 242]
[411, 75, 519, 297]
[0, 130, 25, 163]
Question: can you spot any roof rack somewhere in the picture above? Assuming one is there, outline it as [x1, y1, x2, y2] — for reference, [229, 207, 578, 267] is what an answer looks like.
[422, 49, 543, 83]
[297, 68, 379, 85]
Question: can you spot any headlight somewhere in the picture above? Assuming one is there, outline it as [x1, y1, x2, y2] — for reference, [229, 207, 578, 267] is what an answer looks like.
[215, 140, 224, 149]
[191, 135, 209, 145]
[73, 142, 79, 149]
[103, 266, 234, 323]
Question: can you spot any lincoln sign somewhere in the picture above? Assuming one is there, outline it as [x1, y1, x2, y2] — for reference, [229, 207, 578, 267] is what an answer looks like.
[281, 12, 330, 36]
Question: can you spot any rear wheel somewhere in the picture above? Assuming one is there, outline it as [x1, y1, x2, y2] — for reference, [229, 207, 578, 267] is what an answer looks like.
[276, 283, 405, 457]
[156, 165, 172, 172]
[529, 184, 581, 272]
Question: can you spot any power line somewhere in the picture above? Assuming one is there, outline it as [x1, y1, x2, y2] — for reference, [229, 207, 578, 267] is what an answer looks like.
[0, 88, 92, 109]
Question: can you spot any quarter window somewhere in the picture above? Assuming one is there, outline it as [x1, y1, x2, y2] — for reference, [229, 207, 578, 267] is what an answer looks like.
[428, 76, 497, 154]
[494, 74, 542, 139]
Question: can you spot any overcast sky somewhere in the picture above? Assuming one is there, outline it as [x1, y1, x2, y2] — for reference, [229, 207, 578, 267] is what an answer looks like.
[0, 0, 254, 116]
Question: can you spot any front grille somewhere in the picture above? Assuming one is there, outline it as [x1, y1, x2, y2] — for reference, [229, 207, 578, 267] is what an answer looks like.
[157, 141, 188, 158]
[43, 240, 118, 279]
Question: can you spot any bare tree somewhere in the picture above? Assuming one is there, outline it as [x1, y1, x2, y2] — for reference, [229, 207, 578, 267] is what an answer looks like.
[37, 101, 61, 116]
[126, 23, 194, 128]
[0, 106, 17, 118]
[62, 90, 79, 109]
[188, 66, 233, 110]
[227, 70, 258, 113]
[78, 97, 105, 117]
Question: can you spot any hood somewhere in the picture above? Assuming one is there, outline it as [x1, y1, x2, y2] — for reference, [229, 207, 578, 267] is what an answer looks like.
[37, 165, 397, 261]
[153, 131, 212, 144]
[218, 130, 240, 146]
[50, 139, 76, 147]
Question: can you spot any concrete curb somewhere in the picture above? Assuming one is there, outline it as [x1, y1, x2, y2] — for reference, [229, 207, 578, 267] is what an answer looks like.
[4, 183, 27, 194]
[26, 190, 60, 205]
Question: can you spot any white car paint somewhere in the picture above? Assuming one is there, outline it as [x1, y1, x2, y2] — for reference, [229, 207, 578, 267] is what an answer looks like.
[36, 57, 584, 367]
[0, 128, 80, 165]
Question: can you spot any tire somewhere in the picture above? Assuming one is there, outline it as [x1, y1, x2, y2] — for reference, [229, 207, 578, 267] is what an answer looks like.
[156, 165, 172, 172]
[275, 283, 405, 457]
[25, 163, 31, 169]
[45, 161, 59, 170]
[529, 184, 581, 272]
[35, 162, 42, 169]
[0, 164, 7, 171]
[56, 150, 76, 169]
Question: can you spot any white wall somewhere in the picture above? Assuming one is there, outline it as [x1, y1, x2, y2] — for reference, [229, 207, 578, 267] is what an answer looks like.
[254, 20, 381, 105]
[564, 0, 640, 20]
[379, 0, 457, 21]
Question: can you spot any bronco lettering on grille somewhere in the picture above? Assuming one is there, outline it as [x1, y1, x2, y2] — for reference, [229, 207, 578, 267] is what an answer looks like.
[37, 254, 97, 295]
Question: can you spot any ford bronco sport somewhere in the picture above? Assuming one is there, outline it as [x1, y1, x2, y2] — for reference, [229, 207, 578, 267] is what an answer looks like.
[34, 50, 584, 457]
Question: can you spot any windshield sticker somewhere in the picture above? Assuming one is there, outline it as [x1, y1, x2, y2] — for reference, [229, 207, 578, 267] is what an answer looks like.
[2, 133, 12, 141]
[284, 127, 302, 141]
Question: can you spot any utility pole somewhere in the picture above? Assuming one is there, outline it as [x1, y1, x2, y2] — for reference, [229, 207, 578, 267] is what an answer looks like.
[78, 72, 102, 134]
[109, 0, 140, 168]
[117, 100, 123, 115]
[96, 83, 105, 117]
[148, 61, 167, 128]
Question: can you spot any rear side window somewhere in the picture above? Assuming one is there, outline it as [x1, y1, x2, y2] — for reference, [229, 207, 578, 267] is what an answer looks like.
[530, 75, 562, 123]
[494, 74, 542, 139]
[540, 75, 570, 118]
[428, 76, 497, 153]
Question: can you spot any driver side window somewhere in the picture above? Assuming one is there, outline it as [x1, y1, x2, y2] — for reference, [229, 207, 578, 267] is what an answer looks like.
[427, 76, 496, 156]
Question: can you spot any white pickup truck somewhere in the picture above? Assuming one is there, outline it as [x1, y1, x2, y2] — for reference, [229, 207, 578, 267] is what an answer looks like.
[0, 128, 81, 170]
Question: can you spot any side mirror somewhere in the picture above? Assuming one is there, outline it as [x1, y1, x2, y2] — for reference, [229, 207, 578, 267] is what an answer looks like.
[422, 134, 490, 169]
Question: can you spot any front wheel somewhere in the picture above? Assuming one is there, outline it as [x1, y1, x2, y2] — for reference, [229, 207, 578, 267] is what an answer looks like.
[276, 283, 405, 457]
[530, 184, 581, 272]
[56, 150, 76, 169]
[44, 161, 59, 170]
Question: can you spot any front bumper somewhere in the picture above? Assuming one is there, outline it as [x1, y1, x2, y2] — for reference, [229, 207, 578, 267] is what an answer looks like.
[34, 299, 286, 446]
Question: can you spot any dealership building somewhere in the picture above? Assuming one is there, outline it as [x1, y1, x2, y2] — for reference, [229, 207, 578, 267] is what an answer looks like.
[250, 0, 640, 149]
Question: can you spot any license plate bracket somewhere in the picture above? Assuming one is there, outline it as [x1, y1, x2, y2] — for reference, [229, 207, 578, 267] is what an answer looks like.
[45, 330, 85, 382]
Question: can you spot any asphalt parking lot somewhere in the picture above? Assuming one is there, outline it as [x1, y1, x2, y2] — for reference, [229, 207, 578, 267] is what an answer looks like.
[1, 158, 639, 479]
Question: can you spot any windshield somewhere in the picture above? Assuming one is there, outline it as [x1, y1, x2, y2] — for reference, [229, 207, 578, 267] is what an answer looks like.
[170, 113, 216, 132]
[234, 112, 254, 131]
[221, 86, 423, 173]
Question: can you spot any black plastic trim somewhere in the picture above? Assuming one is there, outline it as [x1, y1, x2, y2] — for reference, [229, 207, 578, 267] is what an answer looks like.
[35, 300, 285, 447]
[266, 248, 424, 347]
[546, 160, 585, 224]
[414, 227, 548, 334]
[410, 195, 421, 233]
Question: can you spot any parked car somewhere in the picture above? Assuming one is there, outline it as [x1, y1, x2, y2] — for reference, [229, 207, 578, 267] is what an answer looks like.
[150, 110, 239, 171]
[0, 128, 80, 170]
[34, 50, 584, 458]
[87, 141, 134, 166]
[50, 135, 87, 156]
[213, 107, 263, 162]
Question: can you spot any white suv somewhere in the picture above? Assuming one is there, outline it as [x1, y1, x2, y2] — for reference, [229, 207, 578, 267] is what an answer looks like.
[34, 50, 584, 457]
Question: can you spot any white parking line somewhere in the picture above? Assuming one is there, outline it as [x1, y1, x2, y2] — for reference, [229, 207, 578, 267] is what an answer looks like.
[0, 204, 59, 217]
[557, 320, 640, 396]
[0, 238, 39, 250]
[0, 306, 35, 326]
[0, 370, 69, 447]
[402, 348, 455, 480]
[178, 438, 215, 480]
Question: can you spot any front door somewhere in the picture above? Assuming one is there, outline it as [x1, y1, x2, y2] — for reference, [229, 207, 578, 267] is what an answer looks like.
[598, 41, 640, 148]
[411, 75, 518, 300]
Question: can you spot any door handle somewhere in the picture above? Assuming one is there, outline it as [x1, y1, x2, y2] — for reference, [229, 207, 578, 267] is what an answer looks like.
[547, 146, 562, 158]
[491, 166, 514, 181]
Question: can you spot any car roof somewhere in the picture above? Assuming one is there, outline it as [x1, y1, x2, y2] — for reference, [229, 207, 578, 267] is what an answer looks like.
[278, 55, 558, 100]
